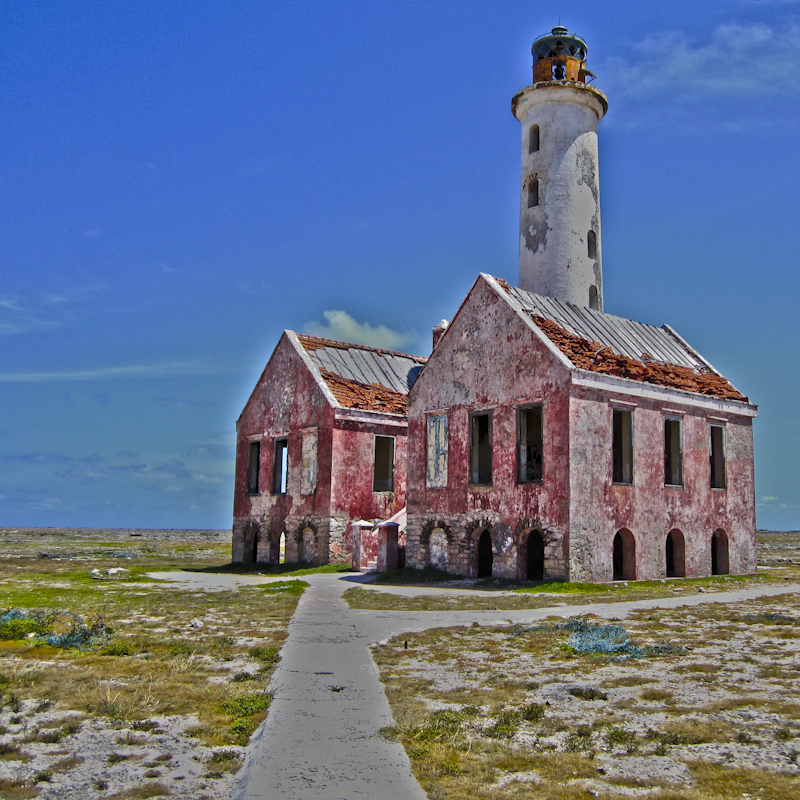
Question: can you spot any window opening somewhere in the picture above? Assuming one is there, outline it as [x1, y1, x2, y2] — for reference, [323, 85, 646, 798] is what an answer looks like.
[279, 531, 286, 565]
[477, 530, 493, 578]
[529, 124, 540, 153]
[589, 285, 598, 310]
[246, 440, 261, 495]
[587, 230, 597, 259]
[711, 529, 729, 575]
[527, 178, 539, 208]
[373, 435, 395, 492]
[517, 405, 543, 483]
[664, 418, 683, 486]
[273, 438, 288, 494]
[666, 529, 685, 578]
[426, 414, 448, 488]
[710, 425, 726, 489]
[470, 412, 492, 485]
[526, 530, 545, 581]
[612, 409, 633, 484]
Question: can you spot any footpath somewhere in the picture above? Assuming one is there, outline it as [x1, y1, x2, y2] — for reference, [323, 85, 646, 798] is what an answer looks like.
[154, 571, 800, 800]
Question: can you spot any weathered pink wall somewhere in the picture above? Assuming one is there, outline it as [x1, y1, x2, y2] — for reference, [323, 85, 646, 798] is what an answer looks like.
[233, 332, 408, 564]
[330, 421, 407, 523]
[407, 277, 573, 579]
[568, 387, 756, 581]
[407, 275, 757, 581]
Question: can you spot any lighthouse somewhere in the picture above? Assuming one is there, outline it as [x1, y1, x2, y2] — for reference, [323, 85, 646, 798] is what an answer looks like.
[512, 26, 608, 311]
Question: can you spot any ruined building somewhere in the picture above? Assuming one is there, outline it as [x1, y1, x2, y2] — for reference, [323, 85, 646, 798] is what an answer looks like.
[232, 332, 425, 565]
[232, 27, 757, 581]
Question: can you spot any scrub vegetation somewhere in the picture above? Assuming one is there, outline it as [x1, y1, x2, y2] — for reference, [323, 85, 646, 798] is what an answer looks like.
[372, 531, 800, 799]
[0, 527, 303, 799]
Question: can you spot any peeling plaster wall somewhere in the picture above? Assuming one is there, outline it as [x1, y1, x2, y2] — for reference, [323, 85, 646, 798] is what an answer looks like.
[514, 84, 606, 310]
[568, 386, 757, 582]
[407, 277, 572, 579]
[329, 416, 408, 537]
[406, 275, 757, 583]
[231, 333, 408, 564]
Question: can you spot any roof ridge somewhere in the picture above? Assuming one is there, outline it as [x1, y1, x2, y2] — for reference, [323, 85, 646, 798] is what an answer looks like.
[293, 331, 428, 362]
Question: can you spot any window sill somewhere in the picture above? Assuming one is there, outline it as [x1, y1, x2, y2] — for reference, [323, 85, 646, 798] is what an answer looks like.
[468, 484, 494, 493]
[664, 484, 684, 489]
[711, 487, 727, 492]
[517, 480, 544, 486]
[612, 482, 634, 487]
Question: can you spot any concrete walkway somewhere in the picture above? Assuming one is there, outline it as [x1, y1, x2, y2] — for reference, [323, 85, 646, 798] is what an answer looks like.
[231, 574, 429, 800]
[149, 570, 800, 799]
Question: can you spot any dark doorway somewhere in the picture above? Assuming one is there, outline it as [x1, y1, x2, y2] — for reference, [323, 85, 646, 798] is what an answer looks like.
[666, 529, 685, 578]
[527, 530, 545, 581]
[613, 530, 636, 581]
[712, 530, 729, 575]
[477, 530, 493, 578]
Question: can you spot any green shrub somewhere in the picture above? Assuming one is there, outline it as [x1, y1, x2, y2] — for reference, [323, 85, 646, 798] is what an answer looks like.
[249, 646, 280, 667]
[99, 640, 133, 656]
[521, 702, 545, 722]
[262, 580, 308, 596]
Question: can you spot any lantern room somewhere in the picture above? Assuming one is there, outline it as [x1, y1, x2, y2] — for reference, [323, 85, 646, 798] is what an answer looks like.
[531, 26, 594, 84]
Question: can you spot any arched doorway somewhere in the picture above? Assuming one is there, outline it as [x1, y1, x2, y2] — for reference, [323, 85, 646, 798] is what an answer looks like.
[279, 531, 286, 565]
[301, 527, 315, 564]
[429, 529, 448, 571]
[613, 529, 636, 581]
[666, 529, 685, 578]
[477, 530, 493, 578]
[712, 530, 729, 575]
[526, 530, 545, 581]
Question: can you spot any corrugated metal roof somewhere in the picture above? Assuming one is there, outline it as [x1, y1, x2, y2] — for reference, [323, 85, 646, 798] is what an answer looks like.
[295, 333, 426, 396]
[503, 285, 708, 371]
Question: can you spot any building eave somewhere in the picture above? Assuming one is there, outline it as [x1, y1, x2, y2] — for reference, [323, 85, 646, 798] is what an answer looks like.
[570, 369, 758, 417]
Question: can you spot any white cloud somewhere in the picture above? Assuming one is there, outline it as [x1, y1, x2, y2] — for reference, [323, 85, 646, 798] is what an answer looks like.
[303, 310, 417, 351]
[0, 361, 226, 382]
[604, 22, 800, 103]
[0, 284, 107, 335]
[762, 495, 779, 501]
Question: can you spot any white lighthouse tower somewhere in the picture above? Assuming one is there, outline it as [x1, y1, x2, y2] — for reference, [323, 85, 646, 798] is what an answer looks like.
[512, 27, 608, 311]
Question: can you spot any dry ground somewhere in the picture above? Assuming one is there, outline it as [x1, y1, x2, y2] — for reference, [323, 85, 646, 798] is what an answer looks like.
[371, 531, 800, 800]
[0, 528, 307, 800]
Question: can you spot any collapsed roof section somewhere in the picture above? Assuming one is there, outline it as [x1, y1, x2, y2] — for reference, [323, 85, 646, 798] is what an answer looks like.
[294, 333, 427, 415]
[489, 275, 749, 403]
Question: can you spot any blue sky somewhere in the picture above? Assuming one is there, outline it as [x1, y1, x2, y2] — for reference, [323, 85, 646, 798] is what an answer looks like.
[1, 0, 799, 530]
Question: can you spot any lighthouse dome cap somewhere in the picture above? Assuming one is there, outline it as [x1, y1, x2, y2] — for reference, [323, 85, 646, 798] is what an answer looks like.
[532, 26, 588, 62]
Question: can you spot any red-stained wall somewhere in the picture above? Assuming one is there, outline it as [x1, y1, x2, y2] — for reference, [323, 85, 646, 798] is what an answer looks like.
[406, 275, 757, 581]
[329, 419, 407, 521]
[568, 386, 756, 581]
[232, 332, 407, 564]
[406, 277, 573, 578]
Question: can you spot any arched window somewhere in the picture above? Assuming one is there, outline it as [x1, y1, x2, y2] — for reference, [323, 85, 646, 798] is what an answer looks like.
[589, 285, 599, 310]
[587, 230, 597, 259]
[529, 124, 540, 154]
[527, 178, 539, 208]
